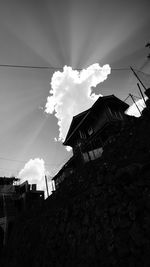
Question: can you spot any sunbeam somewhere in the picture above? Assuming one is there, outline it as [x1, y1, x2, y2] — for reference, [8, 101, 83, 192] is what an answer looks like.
[0, 0, 150, 181]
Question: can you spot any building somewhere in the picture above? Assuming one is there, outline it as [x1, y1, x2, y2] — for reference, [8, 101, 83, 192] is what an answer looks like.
[53, 95, 129, 190]
[52, 156, 75, 191]
[0, 177, 18, 248]
[0, 177, 44, 247]
[63, 95, 129, 162]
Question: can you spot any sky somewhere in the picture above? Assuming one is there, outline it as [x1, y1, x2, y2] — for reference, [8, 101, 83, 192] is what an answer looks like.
[0, 0, 150, 194]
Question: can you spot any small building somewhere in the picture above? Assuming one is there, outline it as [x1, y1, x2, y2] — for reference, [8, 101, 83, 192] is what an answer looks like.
[0, 177, 44, 247]
[63, 95, 129, 162]
[0, 177, 20, 246]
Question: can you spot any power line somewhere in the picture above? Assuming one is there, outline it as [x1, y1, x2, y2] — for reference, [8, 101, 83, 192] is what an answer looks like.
[132, 94, 141, 99]
[0, 156, 60, 167]
[0, 64, 149, 78]
[111, 68, 130, 71]
[0, 63, 132, 71]
[0, 64, 60, 70]
[135, 69, 150, 76]
[0, 155, 72, 168]
[0, 153, 73, 178]
[124, 93, 142, 104]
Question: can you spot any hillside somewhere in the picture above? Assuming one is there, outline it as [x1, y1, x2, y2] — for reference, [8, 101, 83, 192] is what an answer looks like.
[2, 100, 150, 267]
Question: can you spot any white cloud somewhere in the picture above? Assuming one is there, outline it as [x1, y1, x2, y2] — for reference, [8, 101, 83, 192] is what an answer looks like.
[18, 158, 46, 193]
[45, 63, 111, 144]
[125, 97, 147, 117]
[66, 146, 72, 152]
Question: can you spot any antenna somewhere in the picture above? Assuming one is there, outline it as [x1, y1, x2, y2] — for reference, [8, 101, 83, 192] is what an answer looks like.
[129, 94, 142, 116]
[137, 83, 147, 106]
[45, 175, 49, 197]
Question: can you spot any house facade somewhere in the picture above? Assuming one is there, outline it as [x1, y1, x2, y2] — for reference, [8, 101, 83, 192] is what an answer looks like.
[63, 95, 129, 162]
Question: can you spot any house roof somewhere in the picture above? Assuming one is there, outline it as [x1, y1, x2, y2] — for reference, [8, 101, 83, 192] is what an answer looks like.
[63, 95, 129, 146]
[63, 109, 90, 146]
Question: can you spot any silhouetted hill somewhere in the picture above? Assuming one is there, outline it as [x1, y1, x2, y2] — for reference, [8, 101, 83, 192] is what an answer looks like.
[2, 105, 150, 267]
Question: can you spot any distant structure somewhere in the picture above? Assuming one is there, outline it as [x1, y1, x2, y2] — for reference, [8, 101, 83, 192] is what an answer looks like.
[53, 95, 129, 190]
[0, 177, 44, 247]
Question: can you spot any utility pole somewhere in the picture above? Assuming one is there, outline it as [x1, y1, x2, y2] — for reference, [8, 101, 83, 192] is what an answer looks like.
[129, 94, 142, 116]
[130, 66, 147, 91]
[137, 83, 147, 106]
[45, 175, 49, 197]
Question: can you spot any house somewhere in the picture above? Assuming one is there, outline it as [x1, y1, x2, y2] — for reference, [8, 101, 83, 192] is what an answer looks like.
[52, 95, 129, 191]
[0, 177, 44, 247]
[63, 95, 129, 162]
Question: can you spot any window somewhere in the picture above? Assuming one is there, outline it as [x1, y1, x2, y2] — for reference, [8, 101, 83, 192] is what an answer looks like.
[119, 112, 124, 119]
[108, 107, 113, 117]
[79, 130, 86, 139]
[88, 127, 93, 135]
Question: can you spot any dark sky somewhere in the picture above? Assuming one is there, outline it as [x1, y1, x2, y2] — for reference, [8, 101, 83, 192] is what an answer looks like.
[0, 0, 150, 178]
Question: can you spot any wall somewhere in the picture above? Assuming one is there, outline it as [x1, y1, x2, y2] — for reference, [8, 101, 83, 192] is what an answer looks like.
[91, 109, 108, 133]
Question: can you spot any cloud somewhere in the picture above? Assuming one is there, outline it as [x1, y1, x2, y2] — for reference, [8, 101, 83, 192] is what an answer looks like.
[18, 158, 46, 193]
[125, 97, 147, 117]
[45, 63, 111, 145]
